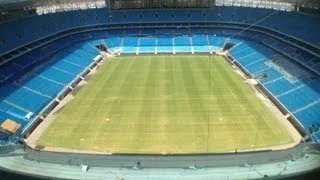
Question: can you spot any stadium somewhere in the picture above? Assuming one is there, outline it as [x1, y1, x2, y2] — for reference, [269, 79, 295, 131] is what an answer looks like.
[0, 0, 320, 179]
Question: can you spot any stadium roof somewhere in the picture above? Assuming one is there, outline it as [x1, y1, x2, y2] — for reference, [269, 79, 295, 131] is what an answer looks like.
[216, 0, 320, 10]
[0, 0, 35, 10]
[0, 0, 105, 12]
[0, 0, 319, 12]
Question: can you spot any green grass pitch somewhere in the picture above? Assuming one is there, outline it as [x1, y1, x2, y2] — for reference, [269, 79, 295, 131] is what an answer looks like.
[37, 55, 292, 153]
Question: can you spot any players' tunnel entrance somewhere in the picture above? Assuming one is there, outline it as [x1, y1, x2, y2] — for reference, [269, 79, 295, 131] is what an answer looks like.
[95, 44, 107, 52]
[222, 42, 236, 51]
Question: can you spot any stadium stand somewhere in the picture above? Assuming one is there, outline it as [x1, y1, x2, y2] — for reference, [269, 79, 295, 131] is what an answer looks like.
[228, 41, 320, 139]
[1, 7, 320, 57]
[0, 40, 101, 144]
[0, 4, 320, 144]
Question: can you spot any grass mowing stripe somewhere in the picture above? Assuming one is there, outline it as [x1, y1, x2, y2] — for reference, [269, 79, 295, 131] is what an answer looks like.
[211, 56, 264, 148]
[180, 57, 208, 152]
[38, 55, 292, 153]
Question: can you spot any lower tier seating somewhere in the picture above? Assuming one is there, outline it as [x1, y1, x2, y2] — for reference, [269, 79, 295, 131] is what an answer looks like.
[0, 40, 101, 144]
[0, 27, 319, 144]
[229, 41, 320, 140]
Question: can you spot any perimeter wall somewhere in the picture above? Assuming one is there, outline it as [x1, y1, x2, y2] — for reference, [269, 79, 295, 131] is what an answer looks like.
[24, 143, 307, 168]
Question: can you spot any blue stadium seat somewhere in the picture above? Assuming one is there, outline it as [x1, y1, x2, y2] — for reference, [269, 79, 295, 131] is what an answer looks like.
[0, 62, 22, 78]
[158, 10, 173, 22]
[140, 29, 157, 36]
[96, 9, 109, 23]
[190, 10, 205, 22]
[123, 37, 139, 47]
[110, 11, 124, 23]
[174, 10, 187, 21]
[1, 84, 52, 113]
[142, 11, 156, 22]
[22, 75, 64, 97]
[207, 9, 219, 22]
[140, 38, 156, 46]
[126, 11, 140, 22]
[104, 37, 122, 48]
[192, 35, 208, 46]
[36, 67, 75, 85]
[208, 35, 225, 49]
[175, 36, 191, 46]
[158, 36, 173, 46]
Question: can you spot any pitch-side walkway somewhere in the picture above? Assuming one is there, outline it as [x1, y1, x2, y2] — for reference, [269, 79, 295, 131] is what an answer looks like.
[0, 151, 319, 180]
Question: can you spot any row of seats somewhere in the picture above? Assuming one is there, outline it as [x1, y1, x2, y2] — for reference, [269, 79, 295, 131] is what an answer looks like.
[92, 28, 238, 53]
[229, 41, 320, 140]
[0, 37, 101, 143]
[89, 28, 320, 75]
[253, 33, 320, 73]
[1, 7, 319, 56]
[0, 8, 106, 55]
[223, 30, 320, 75]
[0, 33, 94, 83]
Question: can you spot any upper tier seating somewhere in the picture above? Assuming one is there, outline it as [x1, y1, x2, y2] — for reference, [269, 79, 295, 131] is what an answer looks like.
[1, 7, 320, 56]
[126, 11, 140, 23]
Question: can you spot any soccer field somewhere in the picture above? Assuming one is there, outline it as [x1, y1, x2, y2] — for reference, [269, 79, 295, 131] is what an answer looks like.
[37, 55, 292, 153]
